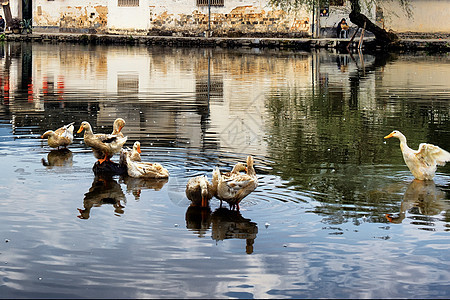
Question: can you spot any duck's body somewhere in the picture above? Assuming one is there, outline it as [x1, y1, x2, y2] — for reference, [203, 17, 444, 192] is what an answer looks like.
[123, 149, 169, 179]
[215, 156, 258, 210]
[41, 122, 74, 149]
[186, 174, 218, 207]
[384, 130, 450, 180]
[77, 121, 127, 164]
[92, 118, 127, 160]
[223, 162, 246, 177]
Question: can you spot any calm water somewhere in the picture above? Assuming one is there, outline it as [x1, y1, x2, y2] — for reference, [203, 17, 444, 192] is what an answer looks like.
[0, 42, 449, 299]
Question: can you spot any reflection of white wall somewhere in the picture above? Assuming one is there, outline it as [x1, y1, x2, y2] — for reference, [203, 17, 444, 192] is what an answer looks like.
[27, 44, 320, 155]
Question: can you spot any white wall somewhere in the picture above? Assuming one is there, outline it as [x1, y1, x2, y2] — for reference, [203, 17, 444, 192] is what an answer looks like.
[107, 0, 150, 32]
[380, 0, 450, 33]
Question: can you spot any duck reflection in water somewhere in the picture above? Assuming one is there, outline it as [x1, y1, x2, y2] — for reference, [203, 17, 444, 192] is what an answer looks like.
[77, 175, 126, 219]
[386, 179, 448, 225]
[185, 206, 258, 253]
[41, 148, 73, 168]
[120, 176, 168, 200]
[185, 205, 212, 238]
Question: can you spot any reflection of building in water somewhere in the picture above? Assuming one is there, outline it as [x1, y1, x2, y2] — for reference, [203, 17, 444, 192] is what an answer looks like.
[211, 207, 258, 254]
[386, 180, 449, 230]
[7, 43, 450, 158]
[78, 175, 126, 220]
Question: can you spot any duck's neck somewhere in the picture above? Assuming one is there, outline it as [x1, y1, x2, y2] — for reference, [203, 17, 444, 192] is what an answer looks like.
[84, 125, 94, 137]
[247, 164, 256, 177]
[397, 133, 410, 152]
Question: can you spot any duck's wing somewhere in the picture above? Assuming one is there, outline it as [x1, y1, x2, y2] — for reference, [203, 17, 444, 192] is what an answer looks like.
[416, 143, 450, 166]
[133, 161, 169, 178]
[55, 122, 75, 138]
[223, 174, 256, 192]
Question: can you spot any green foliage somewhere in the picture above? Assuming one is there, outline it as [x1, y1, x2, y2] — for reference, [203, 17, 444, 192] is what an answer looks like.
[268, 0, 411, 16]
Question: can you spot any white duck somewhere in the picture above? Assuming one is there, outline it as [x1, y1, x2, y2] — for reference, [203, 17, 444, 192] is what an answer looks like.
[123, 149, 169, 179]
[214, 156, 258, 210]
[41, 122, 74, 149]
[384, 130, 450, 180]
[129, 141, 142, 162]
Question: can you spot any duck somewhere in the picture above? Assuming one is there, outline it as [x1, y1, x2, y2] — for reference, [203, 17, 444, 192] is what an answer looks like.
[129, 141, 142, 162]
[214, 156, 258, 210]
[123, 149, 169, 179]
[185, 172, 219, 207]
[41, 122, 74, 149]
[77, 121, 127, 164]
[92, 118, 127, 160]
[384, 130, 450, 180]
[111, 118, 126, 138]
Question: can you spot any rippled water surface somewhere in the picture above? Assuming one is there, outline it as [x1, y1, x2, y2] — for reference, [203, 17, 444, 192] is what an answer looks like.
[0, 42, 449, 298]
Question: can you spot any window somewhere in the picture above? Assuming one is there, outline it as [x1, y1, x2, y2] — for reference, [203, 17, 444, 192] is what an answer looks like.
[197, 0, 224, 7]
[118, 0, 139, 7]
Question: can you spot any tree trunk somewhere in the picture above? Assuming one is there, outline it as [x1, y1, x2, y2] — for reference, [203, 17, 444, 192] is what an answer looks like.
[348, 0, 399, 45]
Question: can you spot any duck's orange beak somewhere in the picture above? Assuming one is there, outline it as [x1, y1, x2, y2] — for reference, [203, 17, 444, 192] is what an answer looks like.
[384, 132, 395, 139]
[137, 145, 141, 154]
[77, 125, 84, 134]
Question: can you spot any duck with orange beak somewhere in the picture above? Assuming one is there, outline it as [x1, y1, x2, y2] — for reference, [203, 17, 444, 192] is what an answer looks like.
[77, 120, 127, 164]
[384, 130, 450, 180]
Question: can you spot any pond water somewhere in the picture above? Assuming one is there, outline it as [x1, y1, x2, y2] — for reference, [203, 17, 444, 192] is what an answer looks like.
[0, 42, 449, 299]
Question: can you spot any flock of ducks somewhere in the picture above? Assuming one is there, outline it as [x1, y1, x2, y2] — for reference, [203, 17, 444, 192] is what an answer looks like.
[41, 118, 259, 210]
[40, 120, 450, 209]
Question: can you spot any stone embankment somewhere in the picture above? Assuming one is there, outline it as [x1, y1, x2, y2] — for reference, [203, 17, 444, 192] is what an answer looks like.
[3, 32, 450, 52]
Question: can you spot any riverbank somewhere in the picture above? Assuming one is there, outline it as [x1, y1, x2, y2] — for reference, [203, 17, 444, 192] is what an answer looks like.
[3, 32, 450, 52]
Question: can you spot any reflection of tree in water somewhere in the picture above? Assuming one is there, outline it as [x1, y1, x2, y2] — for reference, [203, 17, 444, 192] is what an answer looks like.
[348, 51, 395, 109]
[386, 180, 450, 230]
[77, 175, 126, 219]
[265, 51, 450, 225]
[41, 148, 73, 168]
[185, 206, 258, 254]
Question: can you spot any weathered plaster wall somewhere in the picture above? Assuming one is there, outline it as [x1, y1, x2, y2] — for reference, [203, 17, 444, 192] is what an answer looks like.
[380, 0, 450, 33]
[147, 0, 311, 37]
[32, 0, 310, 36]
[33, 0, 108, 33]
